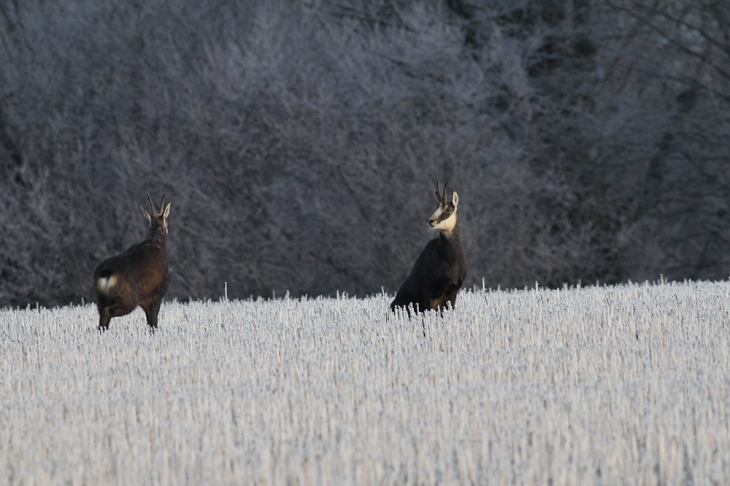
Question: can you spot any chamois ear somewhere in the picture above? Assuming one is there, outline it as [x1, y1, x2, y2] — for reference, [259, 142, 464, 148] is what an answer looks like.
[139, 204, 152, 224]
[451, 191, 459, 208]
[162, 201, 172, 219]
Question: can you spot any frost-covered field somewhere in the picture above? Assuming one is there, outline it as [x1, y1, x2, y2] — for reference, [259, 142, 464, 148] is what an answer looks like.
[1, 281, 730, 485]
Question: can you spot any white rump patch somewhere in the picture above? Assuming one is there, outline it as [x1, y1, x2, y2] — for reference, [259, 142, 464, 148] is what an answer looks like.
[97, 275, 117, 294]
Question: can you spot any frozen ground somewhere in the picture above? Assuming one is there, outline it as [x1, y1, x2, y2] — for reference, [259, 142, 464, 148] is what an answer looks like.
[1, 281, 729, 484]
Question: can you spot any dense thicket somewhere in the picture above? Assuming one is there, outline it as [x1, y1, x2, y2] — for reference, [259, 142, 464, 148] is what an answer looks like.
[1, 0, 729, 307]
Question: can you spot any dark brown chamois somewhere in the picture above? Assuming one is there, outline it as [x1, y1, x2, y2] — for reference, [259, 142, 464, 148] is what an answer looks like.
[93, 194, 171, 331]
[390, 179, 467, 315]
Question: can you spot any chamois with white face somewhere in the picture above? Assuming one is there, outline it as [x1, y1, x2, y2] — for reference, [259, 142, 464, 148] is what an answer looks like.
[390, 179, 467, 315]
[93, 194, 172, 331]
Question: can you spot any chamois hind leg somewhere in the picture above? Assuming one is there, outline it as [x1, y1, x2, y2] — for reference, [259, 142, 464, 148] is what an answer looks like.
[98, 307, 112, 332]
[143, 299, 162, 331]
[97, 297, 139, 332]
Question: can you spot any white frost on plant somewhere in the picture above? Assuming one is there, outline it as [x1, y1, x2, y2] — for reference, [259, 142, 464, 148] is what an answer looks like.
[1, 281, 729, 484]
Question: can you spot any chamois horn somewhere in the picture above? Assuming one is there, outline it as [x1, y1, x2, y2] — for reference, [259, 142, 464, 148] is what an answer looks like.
[146, 193, 157, 214]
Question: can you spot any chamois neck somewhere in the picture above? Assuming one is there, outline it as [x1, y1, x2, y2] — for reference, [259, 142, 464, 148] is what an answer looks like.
[439, 219, 460, 242]
[146, 227, 167, 248]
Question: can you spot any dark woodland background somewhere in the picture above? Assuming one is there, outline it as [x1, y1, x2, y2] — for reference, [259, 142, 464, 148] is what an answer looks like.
[1, 0, 730, 307]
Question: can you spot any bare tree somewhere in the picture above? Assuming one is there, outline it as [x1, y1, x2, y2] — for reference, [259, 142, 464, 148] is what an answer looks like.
[1, 0, 729, 307]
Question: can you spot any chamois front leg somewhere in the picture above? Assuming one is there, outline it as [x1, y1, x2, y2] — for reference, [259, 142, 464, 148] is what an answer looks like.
[144, 299, 162, 331]
[432, 283, 460, 315]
